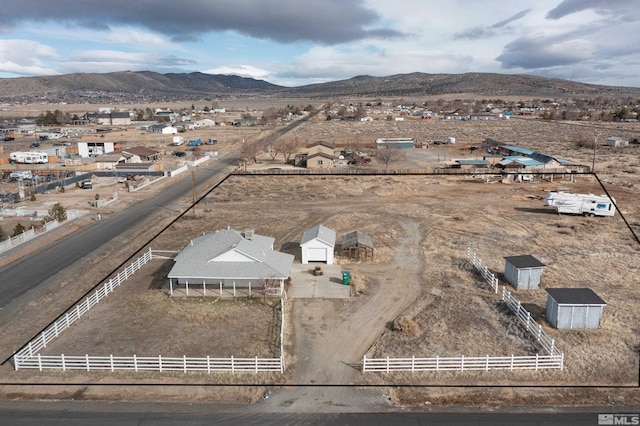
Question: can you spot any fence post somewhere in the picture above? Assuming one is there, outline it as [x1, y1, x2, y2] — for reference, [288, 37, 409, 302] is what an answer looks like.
[363, 355, 367, 372]
[560, 352, 564, 371]
[386, 356, 390, 374]
[510, 354, 514, 371]
[535, 353, 539, 370]
[110, 354, 114, 372]
[183, 355, 187, 373]
[461, 355, 464, 372]
[134, 354, 138, 372]
[411, 355, 415, 373]
[526, 311, 531, 330]
[159, 355, 162, 373]
[486, 355, 489, 371]
[41, 332, 47, 349]
[38, 353, 42, 371]
[54, 321, 59, 337]
[86, 354, 90, 371]
[436, 355, 439, 372]
[231, 356, 235, 373]
[255, 356, 258, 373]
[207, 355, 211, 374]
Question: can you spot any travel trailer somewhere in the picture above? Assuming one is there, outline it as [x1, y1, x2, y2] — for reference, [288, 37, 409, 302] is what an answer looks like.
[9, 151, 48, 164]
[9, 170, 33, 181]
[544, 191, 616, 217]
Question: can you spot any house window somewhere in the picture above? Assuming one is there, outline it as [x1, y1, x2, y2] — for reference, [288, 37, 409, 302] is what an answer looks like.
[318, 160, 323, 166]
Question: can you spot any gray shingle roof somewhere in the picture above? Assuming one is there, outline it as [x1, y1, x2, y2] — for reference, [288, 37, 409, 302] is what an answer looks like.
[546, 288, 606, 305]
[300, 225, 336, 247]
[168, 229, 293, 280]
[504, 255, 546, 269]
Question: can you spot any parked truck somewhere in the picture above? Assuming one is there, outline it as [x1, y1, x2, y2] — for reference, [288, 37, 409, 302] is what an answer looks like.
[544, 191, 616, 217]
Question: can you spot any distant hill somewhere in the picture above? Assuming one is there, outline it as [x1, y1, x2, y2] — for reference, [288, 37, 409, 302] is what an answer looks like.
[0, 70, 637, 102]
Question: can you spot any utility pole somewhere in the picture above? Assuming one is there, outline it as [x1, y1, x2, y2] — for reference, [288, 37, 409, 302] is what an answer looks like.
[243, 138, 247, 172]
[190, 166, 196, 217]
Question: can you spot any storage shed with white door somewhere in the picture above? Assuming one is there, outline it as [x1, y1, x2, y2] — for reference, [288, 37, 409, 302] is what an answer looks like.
[300, 224, 336, 264]
[545, 288, 606, 329]
[504, 255, 546, 290]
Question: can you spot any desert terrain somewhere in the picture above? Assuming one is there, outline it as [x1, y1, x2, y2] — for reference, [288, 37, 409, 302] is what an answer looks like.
[0, 111, 639, 409]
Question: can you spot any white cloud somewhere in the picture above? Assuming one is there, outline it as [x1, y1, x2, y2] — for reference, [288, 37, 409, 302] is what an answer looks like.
[203, 65, 272, 80]
[0, 39, 59, 76]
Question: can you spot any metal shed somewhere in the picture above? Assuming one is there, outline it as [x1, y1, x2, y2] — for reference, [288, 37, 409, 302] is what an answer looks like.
[504, 255, 546, 290]
[545, 288, 606, 329]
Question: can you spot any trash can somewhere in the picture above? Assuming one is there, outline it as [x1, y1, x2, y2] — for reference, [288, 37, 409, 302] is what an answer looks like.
[342, 271, 351, 285]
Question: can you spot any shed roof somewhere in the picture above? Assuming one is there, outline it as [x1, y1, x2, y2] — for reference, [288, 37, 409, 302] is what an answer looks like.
[504, 255, 546, 269]
[497, 156, 544, 167]
[456, 159, 490, 166]
[121, 146, 159, 157]
[503, 145, 535, 155]
[342, 231, 374, 249]
[546, 288, 606, 305]
[301, 224, 336, 247]
[307, 140, 334, 149]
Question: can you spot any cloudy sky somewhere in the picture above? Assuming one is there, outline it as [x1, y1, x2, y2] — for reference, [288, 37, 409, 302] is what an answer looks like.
[0, 0, 638, 87]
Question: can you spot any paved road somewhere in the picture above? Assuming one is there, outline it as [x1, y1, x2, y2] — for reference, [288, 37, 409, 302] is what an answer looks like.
[0, 400, 622, 425]
[0, 153, 239, 312]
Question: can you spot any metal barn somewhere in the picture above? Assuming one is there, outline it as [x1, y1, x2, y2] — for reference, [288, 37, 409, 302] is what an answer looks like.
[545, 288, 606, 329]
[504, 255, 546, 290]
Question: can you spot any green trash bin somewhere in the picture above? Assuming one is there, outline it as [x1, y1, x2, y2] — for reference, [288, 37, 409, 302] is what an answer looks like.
[342, 271, 351, 285]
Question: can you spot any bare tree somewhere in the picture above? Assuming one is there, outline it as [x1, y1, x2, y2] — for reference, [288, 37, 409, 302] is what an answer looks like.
[376, 144, 405, 170]
[266, 136, 282, 160]
[280, 136, 301, 165]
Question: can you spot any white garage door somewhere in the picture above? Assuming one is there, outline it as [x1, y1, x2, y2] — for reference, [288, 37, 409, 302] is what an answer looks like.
[307, 247, 327, 261]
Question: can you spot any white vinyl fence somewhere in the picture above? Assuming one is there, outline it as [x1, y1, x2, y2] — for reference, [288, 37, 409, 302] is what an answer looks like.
[14, 248, 286, 373]
[467, 247, 499, 293]
[363, 249, 564, 373]
[363, 353, 562, 372]
[0, 209, 86, 254]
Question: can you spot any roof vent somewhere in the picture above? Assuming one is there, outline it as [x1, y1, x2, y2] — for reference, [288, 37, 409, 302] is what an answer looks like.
[245, 228, 254, 240]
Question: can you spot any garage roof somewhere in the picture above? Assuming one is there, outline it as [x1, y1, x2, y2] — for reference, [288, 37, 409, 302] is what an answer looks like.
[546, 288, 606, 305]
[301, 224, 336, 247]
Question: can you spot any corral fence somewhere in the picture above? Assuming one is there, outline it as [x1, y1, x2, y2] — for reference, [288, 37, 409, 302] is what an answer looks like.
[362, 249, 563, 373]
[13, 248, 286, 373]
[467, 247, 499, 293]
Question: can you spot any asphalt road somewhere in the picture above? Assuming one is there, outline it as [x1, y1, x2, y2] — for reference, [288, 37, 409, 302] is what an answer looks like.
[0, 152, 240, 312]
[0, 400, 622, 425]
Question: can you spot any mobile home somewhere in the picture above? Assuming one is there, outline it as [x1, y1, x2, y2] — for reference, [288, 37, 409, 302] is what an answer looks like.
[9, 151, 48, 164]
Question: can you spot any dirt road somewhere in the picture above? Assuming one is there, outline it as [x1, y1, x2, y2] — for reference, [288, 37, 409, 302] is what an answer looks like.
[257, 219, 424, 412]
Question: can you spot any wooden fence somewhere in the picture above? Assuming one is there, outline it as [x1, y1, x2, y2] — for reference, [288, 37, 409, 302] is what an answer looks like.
[363, 353, 563, 372]
[467, 247, 499, 293]
[14, 249, 286, 374]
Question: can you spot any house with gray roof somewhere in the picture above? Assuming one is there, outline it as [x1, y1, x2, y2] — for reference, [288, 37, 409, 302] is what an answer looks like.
[167, 228, 294, 296]
[300, 225, 336, 264]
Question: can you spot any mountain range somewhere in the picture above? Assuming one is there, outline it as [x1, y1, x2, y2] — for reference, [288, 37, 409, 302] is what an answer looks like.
[0, 71, 638, 102]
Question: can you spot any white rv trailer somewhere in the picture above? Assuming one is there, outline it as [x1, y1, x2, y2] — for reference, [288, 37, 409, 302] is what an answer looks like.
[545, 191, 616, 217]
[9, 151, 49, 164]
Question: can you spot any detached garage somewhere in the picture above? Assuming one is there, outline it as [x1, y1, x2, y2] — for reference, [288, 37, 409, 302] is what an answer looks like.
[545, 288, 606, 330]
[300, 225, 336, 264]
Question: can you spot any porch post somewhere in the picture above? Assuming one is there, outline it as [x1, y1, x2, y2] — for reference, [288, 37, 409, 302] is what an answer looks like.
[169, 278, 173, 296]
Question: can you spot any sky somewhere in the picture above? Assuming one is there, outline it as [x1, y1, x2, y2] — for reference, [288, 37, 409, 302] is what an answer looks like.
[0, 0, 638, 88]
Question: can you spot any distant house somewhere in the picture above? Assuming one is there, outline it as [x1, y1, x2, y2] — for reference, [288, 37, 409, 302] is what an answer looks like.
[161, 126, 179, 135]
[121, 146, 160, 162]
[341, 231, 374, 261]
[545, 288, 606, 329]
[167, 228, 294, 296]
[306, 152, 334, 169]
[114, 162, 159, 174]
[307, 141, 335, 156]
[95, 153, 126, 170]
[300, 225, 336, 264]
[191, 118, 216, 128]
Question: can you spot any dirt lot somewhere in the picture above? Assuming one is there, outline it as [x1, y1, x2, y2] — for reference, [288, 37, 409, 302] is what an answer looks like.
[1, 115, 640, 409]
